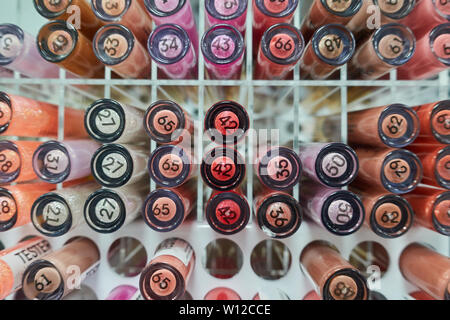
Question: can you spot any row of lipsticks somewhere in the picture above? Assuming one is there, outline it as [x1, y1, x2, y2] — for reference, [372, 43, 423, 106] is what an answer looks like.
[0, 92, 448, 239]
[1, 0, 449, 80]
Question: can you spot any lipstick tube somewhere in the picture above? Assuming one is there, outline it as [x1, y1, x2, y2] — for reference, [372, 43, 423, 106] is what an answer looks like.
[0, 183, 55, 232]
[300, 24, 356, 80]
[254, 188, 302, 238]
[93, 24, 152, 78]
[206, 189, 250, 235]
[398, 23, 450, 80]
[403, 186, 450, 236]
[300, 241, 369, 300]
[204, 100, 249, 145]
[33, 140, 100, 184]
[347, 103, 420, 148]
[30, 182, 99, 237]
[91, 143, 148, 188]
[0, 24, 60, 78]
[91, 0, 152, 46]
[255, 23, 305, 80]
[142, 179, 196, 232]
[85, 98, 147, 144]
[399, 243, 450, 300]
[205, 0, 248, 33]
[84, 182, 148, 233]
[298, 142, 358, 188]
[300, 182, 365, 236]
[201, 146, 246, 191]
[0, 140, 40, 184]
[407, 144, 449, 189]
[106, 285, 140, 300]
[149, 145, 196, 188]
[139, 238, 195, 300]
[201, 24, 245, 80]
[0, 237, 52, 300]
[147, 23, 197, 79]
[22, 237, 100, 300]
[352, 147, 423, 194]
[204, 287, 241, 300]
[37, 20, 104, 78]
[413, 100, 450, 145]
[349, 23, 415, 79]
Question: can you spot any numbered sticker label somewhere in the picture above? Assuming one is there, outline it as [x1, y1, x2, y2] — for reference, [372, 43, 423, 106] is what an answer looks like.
[319, 34, 343, 59]
[329, 200, 353, 225]
[216, 199, 240, 225]
[95, 108, 121, 135]
[214, 0, 239, 16]
[42, 201, 68, 227]
[322, 152, 348, 178]
[0, 149, 20, 176]
[385, 158, 410, 184]
[151, 197, 176, 222]
[379, 34, 405, 59]
[150, 269, 176, 296]
[375, 203, 401, 228]
[43, 149, 69, 175]
[154, 0, 179, 13]
[159, 154, 183, 178]
[158, 35, 182, 59]
[44, 0, 68, 12]
[153, 110, 179, 135]
[266, 202, 291, 228]
[266, 156, 292, 182]
[0, 101, 11, 127]
[263, 0, 289, 14]
[101, 152, 128, 179]
[432, 110, 450, 136]
[101, 0, 126, 16]
[330, 276, 357, 300]
[95, 197, 120, 223]
[211, 156, 236, 181]
[0, 196, 16, 222]
[382, 114, 407, 138]
[325, 0, 352, 12]
[0, 33, 21, 58]
[214, 111, 239, 135]
[103, 33, 128, 59]
[211, 35, 235, 59]
[269, 34, 294, 59]
[48, 30, 72, 56]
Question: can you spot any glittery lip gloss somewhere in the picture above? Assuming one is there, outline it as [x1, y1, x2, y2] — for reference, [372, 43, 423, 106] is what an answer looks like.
[398, 23, 450, 80]
[106, 285, 139, 300]
[0, 183, 55, 232]
[352, 147, 423, 194]
[0, 140, 40, 184]
[204, 287, 241, 300]
[201, 24, 245, 80]
[33, 140, 100, 184]
[403, 186, 450, 236]
[255, 23, 305, 80]
[298, 142, 358, 188]
[139, 238, 195, 300]
[300, 241, 369, 300]
[347, 103, 420, 148]
[93, 24, 152, 79]
[300, 24, 356, 80]
[348, 23, 416, 80]
[0, 237, 52, 300]
[300, 182, 365, 236]
[205, 0, 248, 34]
[413, 100, 450, 145]
[0, 24, 60, 78]
[142, 179, 196, 232]
[399, 243, 450, 301]
[205, 189, 250, 235]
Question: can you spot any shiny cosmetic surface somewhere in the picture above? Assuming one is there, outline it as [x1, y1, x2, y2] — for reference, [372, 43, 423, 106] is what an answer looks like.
[205, 0, 248, 33]
[0, 140, 40, 184]
[204, 287, 241, 300]
[106, 285, 138, 300]
[413, 100, 450, 144]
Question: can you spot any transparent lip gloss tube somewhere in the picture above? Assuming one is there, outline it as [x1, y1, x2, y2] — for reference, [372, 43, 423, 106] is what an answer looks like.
[413, 100, 450, 145]
[301, 0, 362, 42]
[140, 238, 195, 300]
[22, 237, 100, 300]
[347, 103, 420, 148]
[399, 243, 450, 300]
[84, 182, 148, 233]
[254, 189, 302, 238]
[201, 147, 246, 191]
[256, 146, 301, 191]
[37, 20, 104, 78]
[91, 0, 153, 46]
[106, 285, 139, 300]
[398, 23, 450, 80]
[300, 24, 355, 80]
[147, 23, 197, 79]
[407, 144, 450, 189]
[0, 24, 60, 78]
[348, 23, 416, 80]
[403, 186, 450, 236]
[33, 0, 105, 40]
[300, 241, 369, 300]
[33, 140, 100, 184]
[253, 287, 290, 300]
[0, 140, 40, 184]
[352, 147, 423, 194]
[298, 142, 358, 188]
[205, 189, 250, 235]
[205, 0, 248, 33]
[142, 180, 196, 232]
[143, 0, 198, 52]
[255, 23, 305, 80]
[0, 183, 55, 232]
[149, 145, 196, 188]
[93, 24, 152, 79]
[144, 100, 194, 144]
[30, 182, 99, 237]
[204, 100, 249, 145]
[204, 287, 241, 300]
[85, 98, 147, 144]
[201, 24, 245, 80]
[0, 237, 52, 300]
[0, 92, 88, 139]
[91, 144, 148, 188]
[300, 182, 365, 236]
